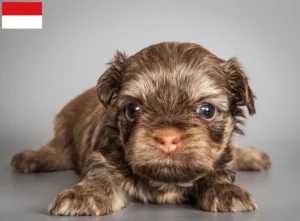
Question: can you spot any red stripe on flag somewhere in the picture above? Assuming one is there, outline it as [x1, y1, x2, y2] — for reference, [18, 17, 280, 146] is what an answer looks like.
[2, 2, 42, 15]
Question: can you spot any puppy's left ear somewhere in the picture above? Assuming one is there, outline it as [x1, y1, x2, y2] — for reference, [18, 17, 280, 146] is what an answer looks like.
[97, 51, 128, 107]
[222, 57, 256, 115]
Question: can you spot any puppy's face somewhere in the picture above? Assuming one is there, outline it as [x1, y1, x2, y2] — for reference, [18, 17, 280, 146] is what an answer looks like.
[97, 42, 255, 183]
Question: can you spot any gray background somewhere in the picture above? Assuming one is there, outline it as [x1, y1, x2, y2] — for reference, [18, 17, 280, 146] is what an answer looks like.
[0, 0, 299, 220]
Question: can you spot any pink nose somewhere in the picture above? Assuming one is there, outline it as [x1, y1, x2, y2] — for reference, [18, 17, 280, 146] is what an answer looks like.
[155, 129, 181, 153]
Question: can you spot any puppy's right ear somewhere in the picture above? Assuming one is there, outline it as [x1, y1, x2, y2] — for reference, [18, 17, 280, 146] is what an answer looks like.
[97, 51, 128, 107]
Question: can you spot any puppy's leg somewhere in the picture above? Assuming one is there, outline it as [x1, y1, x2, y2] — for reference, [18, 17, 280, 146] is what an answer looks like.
[11, 138, 74, 173]
[11, 105, 76, 173]
[235, 145, 272, 171]
[196, 145, 257, 212]
[48, 152, 128, 216]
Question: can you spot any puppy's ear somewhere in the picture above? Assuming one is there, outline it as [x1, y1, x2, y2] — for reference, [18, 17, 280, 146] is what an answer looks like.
[222, 57, 256, 115]
[97, 51, 128, 107]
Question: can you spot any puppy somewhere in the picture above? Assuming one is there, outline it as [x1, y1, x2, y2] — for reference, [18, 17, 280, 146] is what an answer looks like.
[11, 42, 271, 215]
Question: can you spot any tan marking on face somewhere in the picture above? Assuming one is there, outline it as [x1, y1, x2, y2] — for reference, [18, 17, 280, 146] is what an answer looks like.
[202, 94, 229, 112]
[186, 73, 223, 101]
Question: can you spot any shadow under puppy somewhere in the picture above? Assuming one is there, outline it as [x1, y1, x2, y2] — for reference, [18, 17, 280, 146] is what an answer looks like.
[11, 42, 271, 215]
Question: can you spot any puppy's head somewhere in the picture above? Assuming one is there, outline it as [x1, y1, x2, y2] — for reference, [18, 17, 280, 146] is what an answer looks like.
[97, 42, 255, 183]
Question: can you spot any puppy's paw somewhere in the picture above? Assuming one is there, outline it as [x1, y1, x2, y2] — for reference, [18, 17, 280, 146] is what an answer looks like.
[197, 183, 257, 212]
[48, 185, 113, 216]
[11, 149, 40, 173]
[236, 147, 272, 171]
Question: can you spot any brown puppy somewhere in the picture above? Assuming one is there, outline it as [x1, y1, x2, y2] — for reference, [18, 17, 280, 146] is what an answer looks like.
[11, 42, 271, 215]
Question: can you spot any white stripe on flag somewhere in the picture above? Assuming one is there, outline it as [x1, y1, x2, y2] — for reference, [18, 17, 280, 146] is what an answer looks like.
[2, 16, 42, 29]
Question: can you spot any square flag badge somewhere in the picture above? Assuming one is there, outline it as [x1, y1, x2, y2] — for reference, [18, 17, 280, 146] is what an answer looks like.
[2, 2, 42, 29]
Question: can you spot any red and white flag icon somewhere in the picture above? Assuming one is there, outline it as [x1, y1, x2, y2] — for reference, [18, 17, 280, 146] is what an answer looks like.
[2, 2, 42, 29]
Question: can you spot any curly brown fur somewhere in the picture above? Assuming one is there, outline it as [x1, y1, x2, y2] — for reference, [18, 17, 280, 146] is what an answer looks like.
[11, 42, 271, 216]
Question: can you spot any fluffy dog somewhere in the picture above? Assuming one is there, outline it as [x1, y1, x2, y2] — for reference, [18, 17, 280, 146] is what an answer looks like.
[11, 42, 271, 215]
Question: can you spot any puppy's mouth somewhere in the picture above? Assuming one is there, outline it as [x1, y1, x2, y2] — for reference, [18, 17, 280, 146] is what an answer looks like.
[131, 161, 208, 183]
[129, 153, 212, 183]
[125, 144, 214, 183]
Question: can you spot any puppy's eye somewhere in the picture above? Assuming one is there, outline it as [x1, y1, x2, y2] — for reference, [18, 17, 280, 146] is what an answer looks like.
[125, 103, 142, 120]
[196, 103, 215, 120]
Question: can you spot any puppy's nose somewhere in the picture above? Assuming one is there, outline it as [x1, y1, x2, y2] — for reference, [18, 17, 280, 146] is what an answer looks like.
[155, 129, 181, 153]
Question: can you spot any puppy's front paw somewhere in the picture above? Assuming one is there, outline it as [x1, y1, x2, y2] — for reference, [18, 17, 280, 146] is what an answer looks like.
[197, 183, 257, 212]
[236, 147, 272, 171]
[48, 185, 113, 216]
